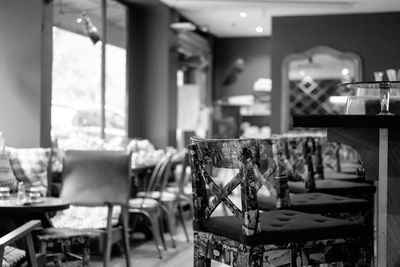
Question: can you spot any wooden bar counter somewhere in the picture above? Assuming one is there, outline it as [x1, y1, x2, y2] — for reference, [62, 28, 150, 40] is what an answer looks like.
[293, 114, 400, 267]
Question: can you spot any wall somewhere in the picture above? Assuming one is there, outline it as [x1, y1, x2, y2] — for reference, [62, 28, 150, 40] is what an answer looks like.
[0, 0, 52, 147]
[127, 1, 178, 148]
[271, 12, 400, 133]
[213, 37, 271, 101]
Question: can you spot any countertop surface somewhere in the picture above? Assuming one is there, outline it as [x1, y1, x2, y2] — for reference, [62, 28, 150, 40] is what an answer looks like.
[293, 114, 400, 128]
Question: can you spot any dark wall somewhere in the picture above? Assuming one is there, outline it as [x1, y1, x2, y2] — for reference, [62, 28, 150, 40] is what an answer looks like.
[214, 37, 271, 101]
[271, 12, 400, 133]
[127, 2, 178, 148]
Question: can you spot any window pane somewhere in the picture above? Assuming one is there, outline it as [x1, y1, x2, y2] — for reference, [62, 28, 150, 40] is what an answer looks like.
[52, 27, 126, 150]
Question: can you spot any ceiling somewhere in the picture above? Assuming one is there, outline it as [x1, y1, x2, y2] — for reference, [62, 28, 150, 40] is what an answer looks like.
[54, 0, 400, 39]
[159, 0, 400, 37]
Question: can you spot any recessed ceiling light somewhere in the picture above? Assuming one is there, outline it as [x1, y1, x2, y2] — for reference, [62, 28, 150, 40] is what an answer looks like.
[240, 12, 247, 18]
[255, 26, 263, 33]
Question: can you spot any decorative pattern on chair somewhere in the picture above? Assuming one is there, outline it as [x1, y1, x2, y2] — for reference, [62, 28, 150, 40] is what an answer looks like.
[189, 137, 370, 267]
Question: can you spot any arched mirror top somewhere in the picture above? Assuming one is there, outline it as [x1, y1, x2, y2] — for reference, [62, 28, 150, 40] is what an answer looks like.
[281, 46, 362, 132]
[283, 46, 362, 82]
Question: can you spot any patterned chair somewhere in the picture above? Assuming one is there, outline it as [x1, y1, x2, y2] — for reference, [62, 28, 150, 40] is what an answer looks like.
[281, 135, 376, 199]
[255, 138, 374, 262]
[189, 137, 369, 266]
[1, 220, 42, 267]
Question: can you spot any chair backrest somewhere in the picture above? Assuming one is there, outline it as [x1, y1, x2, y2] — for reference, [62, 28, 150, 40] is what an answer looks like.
[60, 150, 131, 205]
[189, 137, 263, 237]
[144, 154, 173, 196]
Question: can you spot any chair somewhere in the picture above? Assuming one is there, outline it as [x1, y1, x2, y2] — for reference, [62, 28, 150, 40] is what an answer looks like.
[136, 152, 190, 248]
[36, 150, 131, 267]
[189, 137, 369, 266]
[1, 220, 42, 267]
[128, 156, 170, 259]
[282, 135, 376, 199]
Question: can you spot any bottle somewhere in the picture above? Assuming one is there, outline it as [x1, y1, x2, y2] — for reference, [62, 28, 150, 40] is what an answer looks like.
[16, 182, 26, 204]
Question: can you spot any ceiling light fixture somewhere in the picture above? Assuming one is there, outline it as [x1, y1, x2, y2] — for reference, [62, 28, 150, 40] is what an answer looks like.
[79, 12, 100, 44]
[239, 12, 247, 18]
[255, 26, 263, 33]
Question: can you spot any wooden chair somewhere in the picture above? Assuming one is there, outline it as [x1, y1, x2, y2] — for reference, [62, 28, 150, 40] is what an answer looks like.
[189, 137, 369, 266]
[1, 220, 42, 267]
[36, 150, 131, 267]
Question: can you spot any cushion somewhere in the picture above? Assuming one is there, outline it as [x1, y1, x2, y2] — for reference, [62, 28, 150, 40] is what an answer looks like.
[7, 147, 51, 196]
[324, 170, 365, 183]
[136, 191, 176, 202]
[288, 180, 376, 196]
[2, 246, 26, 267]
[258, 192, 369, 214]
[0, 150, 17, 191]
[194, 210, 364, 246]
[129, 198, 159, 209]
[51, 205, 121, 229]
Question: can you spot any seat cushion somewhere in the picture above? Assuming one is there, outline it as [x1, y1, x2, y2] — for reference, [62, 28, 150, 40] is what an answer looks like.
[194, 210, 363, 246]
[288, 180, 376, 196]
[2, 246, 26, 267]
[258, 193, 369, 214]
[7, 147, 51, 195]
[51, 205, 121, 229]
[129, 197, 159, 209]
[324, 170, 365, 183]
[136, 191, 176, 202]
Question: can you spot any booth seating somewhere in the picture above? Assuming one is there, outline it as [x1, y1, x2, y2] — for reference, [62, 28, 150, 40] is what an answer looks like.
[188, 137, 370, 266]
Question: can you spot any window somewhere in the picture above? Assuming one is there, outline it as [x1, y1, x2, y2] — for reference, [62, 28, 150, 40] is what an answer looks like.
[51, 27, 127, 150]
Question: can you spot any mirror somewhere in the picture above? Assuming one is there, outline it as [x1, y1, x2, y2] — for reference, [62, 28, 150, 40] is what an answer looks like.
[281, 46, 362, 131]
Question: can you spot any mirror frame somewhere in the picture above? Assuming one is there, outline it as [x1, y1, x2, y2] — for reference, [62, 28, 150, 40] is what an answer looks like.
[281, 45, 362, 133]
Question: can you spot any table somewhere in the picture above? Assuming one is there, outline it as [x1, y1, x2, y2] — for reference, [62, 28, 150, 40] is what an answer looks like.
[0, 196, 69, 230]
[293, 114, 400, 267]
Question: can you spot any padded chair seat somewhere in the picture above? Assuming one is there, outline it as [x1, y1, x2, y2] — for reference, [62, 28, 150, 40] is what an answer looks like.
[165, 185, 192, 196]
[2, 246, 25, 267]
[324, 170, 366, 183]
[288, 180, 376, 196]
[129, 198, 159, 209]
[258, 192, 369, 214]
[194, 210, 363, 246]
[136, 191, 176, 202]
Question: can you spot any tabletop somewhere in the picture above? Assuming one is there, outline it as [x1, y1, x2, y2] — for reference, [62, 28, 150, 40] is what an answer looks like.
[0, 196, 69, 214]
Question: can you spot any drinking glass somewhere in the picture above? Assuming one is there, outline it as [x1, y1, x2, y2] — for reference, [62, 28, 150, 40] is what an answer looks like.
[27, 187, 41, 202]
[0, 186, 10, 202]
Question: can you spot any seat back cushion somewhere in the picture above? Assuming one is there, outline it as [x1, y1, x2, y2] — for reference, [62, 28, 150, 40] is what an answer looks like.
[7, 147, 51, 196]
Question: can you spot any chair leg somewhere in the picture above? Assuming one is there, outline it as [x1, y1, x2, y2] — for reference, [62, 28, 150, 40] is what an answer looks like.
[177, 203, 190, 242]
[25, 233, 38, 267]
[194, 249, 211, 267]
[121, 207, 131, 267]
[161, 202, 177, 248]
[158, 214, 167, 251]
[104, 205, 114, 267]
[148, 209, 164, 259]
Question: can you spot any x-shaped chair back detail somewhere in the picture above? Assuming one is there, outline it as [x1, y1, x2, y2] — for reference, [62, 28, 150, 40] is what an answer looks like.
[189, 137, 280, 237]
